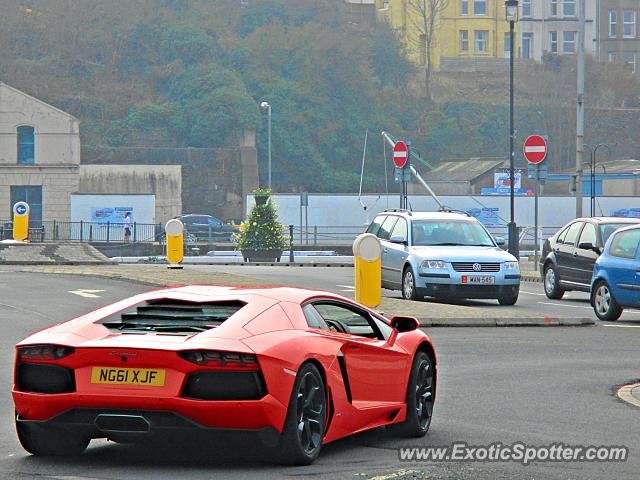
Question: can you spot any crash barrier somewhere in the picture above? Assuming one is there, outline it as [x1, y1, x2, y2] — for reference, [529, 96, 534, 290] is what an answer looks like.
[12, 202, 30, 241]
[353, 233, 382, 308]
[165, 219, 184, 267]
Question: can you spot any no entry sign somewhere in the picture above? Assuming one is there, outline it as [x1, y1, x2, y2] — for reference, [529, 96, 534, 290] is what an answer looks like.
[392, 141, 409, 169]
[523, 135, 548, 165]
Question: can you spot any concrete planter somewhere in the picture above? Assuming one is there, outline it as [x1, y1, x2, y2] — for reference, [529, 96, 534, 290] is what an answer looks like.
[241, 249, 282, 262]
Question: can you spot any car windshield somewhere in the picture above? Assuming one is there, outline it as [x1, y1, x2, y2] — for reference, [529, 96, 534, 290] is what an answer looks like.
[601, 223, 640, 245]
[412, 220, 495, 247]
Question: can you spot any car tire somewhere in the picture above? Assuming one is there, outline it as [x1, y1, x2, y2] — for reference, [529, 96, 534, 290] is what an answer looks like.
[279, 363, 326, 465]
[592, 281, 623, 322]
[498, 288, 519, 306]
[16, 413, 89, 456]
[402, 267, 423, 301]
[387, 351, 434, 438]
[543, 264, 565, 300]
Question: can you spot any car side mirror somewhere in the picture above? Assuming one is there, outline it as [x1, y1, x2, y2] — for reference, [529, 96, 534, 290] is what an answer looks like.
[578, 242, 601, 254]
[391, 315, 419, 333]
[494, 236, 506, 246]
[389, 234, 407, 244]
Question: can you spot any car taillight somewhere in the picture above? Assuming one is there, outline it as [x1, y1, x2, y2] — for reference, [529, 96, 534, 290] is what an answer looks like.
[18, 345, 74, 362]
[178, 350, 260, 370]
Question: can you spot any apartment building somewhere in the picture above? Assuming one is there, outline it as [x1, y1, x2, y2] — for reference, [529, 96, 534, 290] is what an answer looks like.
[597, 0, 640, 74]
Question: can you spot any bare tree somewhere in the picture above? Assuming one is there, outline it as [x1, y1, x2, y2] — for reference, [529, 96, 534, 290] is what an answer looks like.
[408, 0, 449, 101]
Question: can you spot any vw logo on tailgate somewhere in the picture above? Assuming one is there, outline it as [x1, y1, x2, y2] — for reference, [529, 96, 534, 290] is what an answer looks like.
[472, 263, 482, 272]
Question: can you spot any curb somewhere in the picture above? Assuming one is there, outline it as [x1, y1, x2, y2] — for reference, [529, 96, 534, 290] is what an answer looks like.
[617, 383, 640, 408]
[0, 261, 115, 265]
[420, 317, 595, 327]
[521, 272, 542, 283]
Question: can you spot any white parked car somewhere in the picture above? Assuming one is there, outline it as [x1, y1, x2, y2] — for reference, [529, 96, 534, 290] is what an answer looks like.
[365, 210, 520, 305]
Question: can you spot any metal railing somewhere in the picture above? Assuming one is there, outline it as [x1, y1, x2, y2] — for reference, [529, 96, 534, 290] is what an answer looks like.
[1, 220, 161, 243]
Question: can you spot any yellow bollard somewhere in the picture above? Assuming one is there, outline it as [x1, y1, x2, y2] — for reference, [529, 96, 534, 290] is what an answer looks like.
[165, 219, 184, 269]
[353, 233, 382, 308]
[12, 202, 30, 242]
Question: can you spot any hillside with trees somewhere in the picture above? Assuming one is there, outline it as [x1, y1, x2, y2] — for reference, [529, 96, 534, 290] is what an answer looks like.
[0, 0, 637, 191]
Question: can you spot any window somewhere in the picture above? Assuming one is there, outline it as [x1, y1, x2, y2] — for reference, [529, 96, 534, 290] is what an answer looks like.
[474, 0, 486, 16]
[504, 32, 512, 58]
[601, 223, 635, 245]
[303, 304, 329, 330]
[17, 126, 35, 165]
[312, 302, 383, 339]
[563, 0, 575, 17]
[608, 51, 617, 62]
[522, 32, 533, 59]
[475, 30, 488, 52]
[461, 0, 468, 15]
[609, 229, 640, 259]
[609, 10, 618, 38]
[578, 223, 597, 247]
[549, 31, 558, 54]
[522, 0, 531, 17]
[460, 30, 469, 52]
[366, 215, 385, 237]
[411, 220, 494, 247]
[623, 52, 637, 74]
[563, 222, 584, 246]
[623, 11, 637, 38]
[390, 217, 408, 241]
[10, 186, 43, 227]
[377, 215, 398, 240]
[550, 0, 558, 17]
[556, 226, 570, 244]
[563, 31, 576, 54]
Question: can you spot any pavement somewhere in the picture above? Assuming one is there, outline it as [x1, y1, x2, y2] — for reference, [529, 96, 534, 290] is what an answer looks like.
[10, 264, 600, 327]
[0, 242, 111, 264]
[1, 271, 639, 479]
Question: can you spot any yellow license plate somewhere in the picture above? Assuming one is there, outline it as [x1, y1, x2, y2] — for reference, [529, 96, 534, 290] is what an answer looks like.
[91, 367, 166, 386]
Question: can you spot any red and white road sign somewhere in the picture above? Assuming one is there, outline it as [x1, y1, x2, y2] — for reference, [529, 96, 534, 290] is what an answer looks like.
[392, 140, 409, 169]
[523, 135, 548, 165]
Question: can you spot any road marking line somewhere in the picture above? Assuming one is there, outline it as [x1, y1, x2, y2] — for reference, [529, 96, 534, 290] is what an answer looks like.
[520, 291, 547, 296]
[617, 383, 640, 408]
[538, 301, 592, 310]
[603, 324, 640, 328]
[69, 289, 105, 298]
[337, 285, 355, 290]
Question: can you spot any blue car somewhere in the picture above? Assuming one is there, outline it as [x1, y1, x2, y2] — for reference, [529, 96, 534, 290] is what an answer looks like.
[591, 224, 640, 321]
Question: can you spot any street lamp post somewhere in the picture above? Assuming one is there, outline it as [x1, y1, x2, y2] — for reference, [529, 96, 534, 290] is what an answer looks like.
[260, 101, 272, 190]
[505, 0, 519, 258]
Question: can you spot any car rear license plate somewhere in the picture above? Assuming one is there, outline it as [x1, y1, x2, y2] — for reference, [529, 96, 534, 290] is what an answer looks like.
[462, 275, 495, 284]
[91, 367, 165, 386]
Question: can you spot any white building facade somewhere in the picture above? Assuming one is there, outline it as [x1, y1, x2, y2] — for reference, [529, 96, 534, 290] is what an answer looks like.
[518, 0, 597, 61]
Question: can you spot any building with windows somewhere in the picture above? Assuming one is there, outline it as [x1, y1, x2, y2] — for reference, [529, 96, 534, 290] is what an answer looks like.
[517, 0, 597, 61]
[596, 0, 639, 75]
[374, 0, 517, 67]
[0, 82, 81, 225]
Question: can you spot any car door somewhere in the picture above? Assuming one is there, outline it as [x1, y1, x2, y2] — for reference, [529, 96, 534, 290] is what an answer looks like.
[309, 301, 409, 404]
[377, 216, 399, 286]
[556, 221, 583, 284]
[384, 217, 409, 290]
[573, 221, 599, 287]
[607, 229, 640, 307]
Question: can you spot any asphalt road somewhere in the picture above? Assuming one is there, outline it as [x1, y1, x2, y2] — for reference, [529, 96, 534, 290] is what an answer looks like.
[1, 272, 639, 480]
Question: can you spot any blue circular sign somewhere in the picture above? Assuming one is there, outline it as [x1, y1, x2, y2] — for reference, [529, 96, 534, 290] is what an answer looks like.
[13, 202, 29, 216]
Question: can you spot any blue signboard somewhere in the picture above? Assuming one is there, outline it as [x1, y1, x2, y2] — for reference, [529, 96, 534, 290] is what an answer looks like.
[481, 187, 533, 196]
[91, 207, 133, 223]
[466, 207, 501, 226]
[611, 208, 640, 218]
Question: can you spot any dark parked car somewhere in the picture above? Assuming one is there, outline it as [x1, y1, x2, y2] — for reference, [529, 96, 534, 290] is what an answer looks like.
[540, 217, 640, 299]
[176, 214, 239, 242]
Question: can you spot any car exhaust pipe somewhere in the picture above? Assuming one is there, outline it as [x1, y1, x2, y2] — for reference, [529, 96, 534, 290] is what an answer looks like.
[94, 414, 150, 433]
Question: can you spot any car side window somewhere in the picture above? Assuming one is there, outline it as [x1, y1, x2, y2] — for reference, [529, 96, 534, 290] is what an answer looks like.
[377, 216, 399, 240]
[209, 217, 222, 227]
[563, 222, 583, 247]
[390, 217, 408, 241]
[578, 223, 597, 246]
[556, 226, 569, 244]
[609, 230, 640, 259]
[366, 216, 385, 237]
[312, 302, 383, 339]
[302, 304, 330, 330]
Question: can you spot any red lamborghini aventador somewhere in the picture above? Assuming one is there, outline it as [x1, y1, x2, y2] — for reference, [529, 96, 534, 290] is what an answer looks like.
[13, 285, 437, 465]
